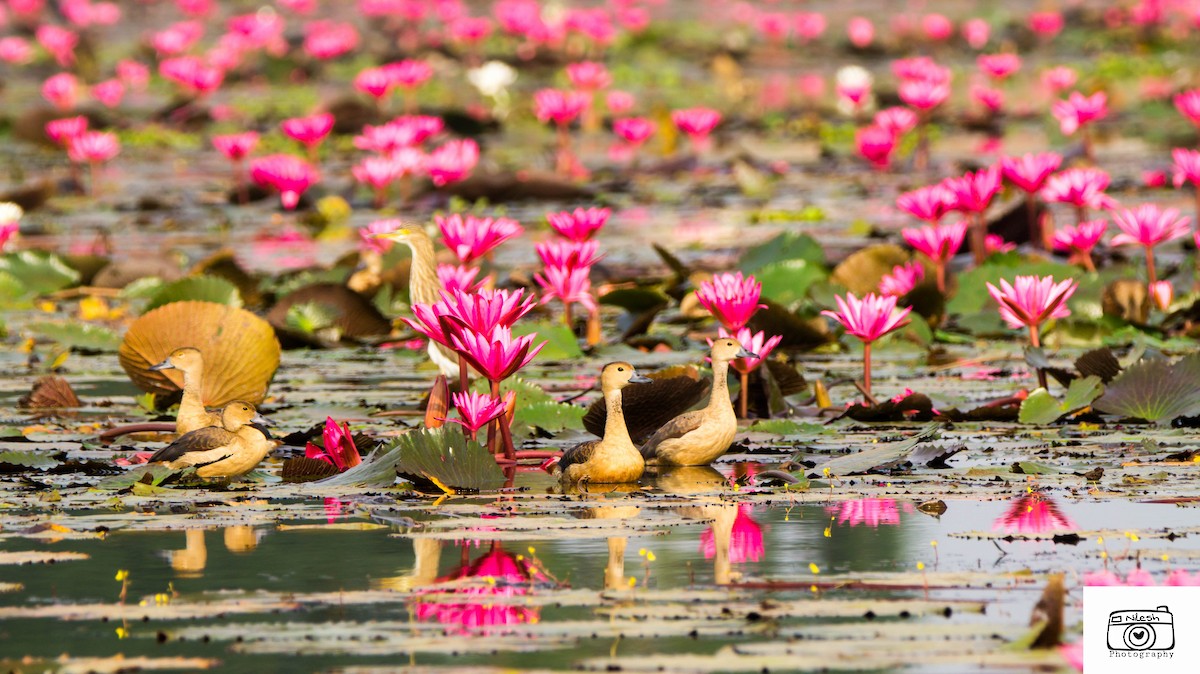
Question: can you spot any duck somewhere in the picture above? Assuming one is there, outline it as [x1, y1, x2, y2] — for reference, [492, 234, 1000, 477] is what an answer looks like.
[558, 362, 652, 484]
[148, 347, 221, 434]
[148, 401, 275, 479]
[639, 338, 757, 466]
[373, 225, 461, 379]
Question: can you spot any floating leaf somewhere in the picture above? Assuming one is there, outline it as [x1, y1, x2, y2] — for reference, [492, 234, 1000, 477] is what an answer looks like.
[1075, 347, 1122, 383]
[0, 250, 80, 296]
[1018, 376, 1103, 425]
[745, 419, 820, 436]
[512, 320, 581, 361]
[0, 450, 60, 470]
[514, 401, 585, 435]
[1094, 355, 1200, 423]
[283, 301, 339, 335]
[830, 244, 910, 296]
[144, 275, 243, 313]
[281, 457, 339, 482]
[320, 425, 504, 492]
[268, 283, 392, 341]
[813, 423, 943, 476]
[740, 232, 825, 274]
[756, 259, 827, 307]
[118, 301, 281, 406]
[95, 464, 176, 490]
[600, 287, 670, 313]
[26, 322, 121, 352]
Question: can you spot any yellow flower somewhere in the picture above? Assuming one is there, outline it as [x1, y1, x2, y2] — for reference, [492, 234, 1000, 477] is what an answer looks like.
[917, 561, 926, 570]
[115, 627, 129, 639]
[115, 569, 129, 581]
[645, 552, 656, 563]
[809, 563, 820, 575]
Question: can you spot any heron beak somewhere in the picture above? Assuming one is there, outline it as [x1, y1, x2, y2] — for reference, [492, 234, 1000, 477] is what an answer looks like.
[251, 413, 274, 426]
[628, 374, 653, 384]
[735, 348, 759, 359]
[372, 228, 409, 241]
[148, 357, 174, 371]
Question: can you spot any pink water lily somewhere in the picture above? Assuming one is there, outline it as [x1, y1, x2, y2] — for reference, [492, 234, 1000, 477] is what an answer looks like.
[874, 107, 918, 135]
[546, 207, 610, 241]
[305, 417, 362, 472]
[897, 184, 954, 224]
[671, 107, 721, 154]
[902, 220, 967, 293]
[45, 116, 88, 146]
[695, 272, 765, 331]
[855, 125, 895, 170]
[1001, 152, 1063, 193]
[436, 213, 524, 264]
[442, 391, 512, 441]
[720, 327, 782, 376]
[437, 264, 489, 294]
[828, 498, 904, 528]
[1110, 204, 1191, 285]
[1041, 167, 1117, 219]
[42, 72, 80, 110]
[822, 292, 912, 399]
[452, 325, 546, 385]
[534, 88, 590, 126]
[878, 262, 925, 297]
[986, 275, 1078, 387]
[1172, 148, 1200, 223]
[1040, 66, 1077, 94]
[427, 139, 479, 186]
[281, 112, 334, 159]
[977, 53, 1020, 80]
[1052, 91, 1108, 135]
[535, 240, 601, 270]
[359, 219, 401, 254]
[407, 288, 537, 353]
[249, 154, 318, 210]
[1149, 281, 1173, 312]
[535, 264, 597, 316]
[1175, 89, 1200, 127]
[1052, 220, 1107, 272]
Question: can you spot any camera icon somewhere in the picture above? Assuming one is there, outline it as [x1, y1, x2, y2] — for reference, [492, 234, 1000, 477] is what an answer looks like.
[1107, 606, 1175, 651]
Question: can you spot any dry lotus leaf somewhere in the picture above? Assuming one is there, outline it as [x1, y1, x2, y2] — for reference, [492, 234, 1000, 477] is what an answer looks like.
[266, 282, 392, 340]
[281, 457, 339, 482]
[18, 375, 81, 409]
[119, 300, 280, 406]
[830, 244, 909, 296]
[1102, 278, 1150, 324]
[190, 249, 264, 307]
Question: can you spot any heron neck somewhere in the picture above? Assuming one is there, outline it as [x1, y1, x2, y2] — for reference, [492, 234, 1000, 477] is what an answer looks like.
[405, 236, 441, 306]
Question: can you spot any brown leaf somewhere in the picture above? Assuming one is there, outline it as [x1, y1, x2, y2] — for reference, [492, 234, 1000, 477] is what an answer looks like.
[425, 375, 449, 429]
[1029, 573, 1065, 649]
[281, 457, 339, 482]
[830, 244, 909, 296]
[18, 375, 81, 410]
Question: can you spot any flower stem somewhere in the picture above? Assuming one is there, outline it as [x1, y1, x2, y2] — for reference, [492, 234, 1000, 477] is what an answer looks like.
[1029, 324, 1048, 390]
[970, 211, 987, 266]
[1026, 194, 1041, 250]
[935, 262, 946, 294]
[458, 358, 469, 395]
[739, 371, 749, 419]
[862, 342, 872, 403]
[1146, 246, 1158, 286]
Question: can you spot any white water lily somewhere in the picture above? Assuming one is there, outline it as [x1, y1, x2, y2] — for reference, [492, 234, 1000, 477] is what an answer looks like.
[467, 61, 517, 98]
[0, 202, 22, 225]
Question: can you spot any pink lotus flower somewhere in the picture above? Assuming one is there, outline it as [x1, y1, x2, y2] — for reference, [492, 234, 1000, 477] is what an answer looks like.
[534, 88, 589, 126]
[443, 391, 510, 440]
[902, 220, 966, 294]
[1111, 204, 1191, 284]
[1053, 220, 1107, 272]
[921, 13, 953, 41]
[566, 61, 611, 91]
[535, 240, 602, 270]
[822, 292, 911, 399]
[897, 184, 954, 223]
[943, 166, 1002, 214]
[547, 207, 610, 241]
[1150, 280, 1173, 311]
[874, 107, 918, 136]
[1041, 167, 1117, 213]
[986, 276, 1077, 373]
[45, 116, 88, 146]
[305, 417, 362, 472]
[757, 12, 790, 43]
[354, 67, 393, 102]
[0, 37, 33, 65]
[962, 18, 990, 49]
[359, 219, 401, 254]
[406, 288, 537, 355]
[68, 131, 119, 164]
[159, 56, 223, 96]
[385, 59, 433, 90]
[855, 125, 895, 170]
[1040, 66, 1077, 94]
[354, 116, 443, 152]
[436, 213, 524, 264]
[1172, 147, 1200, 188]
[971, 85, 1004, 114]
[41, 73, 79, 111]
[281, 113, 335, 151]
[1029, 11, 1064, 38]
[212, 132, 259, 161]
[613, 117, 654, 155]
[452, 325, 546, 384]
[878, 262, 925, 297]
[427, 139, 479, 186]
[828, 498, 902, 528]
[151, 20, 203, 56]
[36, 24, 77, 67]
[699, 504, 764, 564]
[899, 79, 950, 112]
[847, 17, 874, 48]
[1052, 91, 1107, 136]
[1, 222, 18, 252]
[250, 154, 318, 210]
[449, 16, 493, 45]
[794, 12, 826, 42]
[536, 265, 597, 316]
[1174, 89, 1200, 127]
[606, 91, 636, 115]
[695, 272, 764, 331]
[1001, 152, 1063, 193]
[993, 492, 1076, 534]
[892, 57, 950, 84]
[91, 79, 125, 108]
[353, 156, 405, 206]
[672, 107, 722, 153]
[977, 53, 1021, 80]
[303, 20, 359, 60]
[437, 264, 489, 294]
[720, 327, 782, 376]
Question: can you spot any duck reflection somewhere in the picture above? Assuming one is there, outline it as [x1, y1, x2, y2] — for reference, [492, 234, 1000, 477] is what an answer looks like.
[374, 538, 444, 592]
[576, 503, 641, 590]
[411, 541, 542, 632]
[993, 491, 1077, 534]
[653, 465, 764, 585]
[165, 526, 266, 576]
[826, 498, 912, 528]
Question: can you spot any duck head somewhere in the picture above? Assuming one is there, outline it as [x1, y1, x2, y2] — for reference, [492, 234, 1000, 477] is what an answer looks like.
[710, 338, 757, 363]
[220, 400, 274, 433]
[149, 347, 203, 374]
[600, 361, 652, 392]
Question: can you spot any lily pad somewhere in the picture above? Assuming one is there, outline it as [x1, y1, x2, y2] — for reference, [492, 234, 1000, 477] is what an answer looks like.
[0, 250, 80, 296]
[1094, 354, 1200, 423]
[512, 320, 582, 361]
[144, 275, 243, 313]
[740, 232, 825, 274]
[1018, 376, 1103, 425]
[319, 425, 505, 492]
[26, 322, 122, 352]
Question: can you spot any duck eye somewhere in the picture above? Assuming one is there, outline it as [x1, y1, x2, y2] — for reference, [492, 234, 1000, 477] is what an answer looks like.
[617, 367, 624, 372]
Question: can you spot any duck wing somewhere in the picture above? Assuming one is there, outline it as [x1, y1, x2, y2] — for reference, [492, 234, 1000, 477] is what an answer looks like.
[150, 426, 238, 465]
[582, 375, 710, 444]
[639, 410, 706, 459]
[558, 439, 600, 473]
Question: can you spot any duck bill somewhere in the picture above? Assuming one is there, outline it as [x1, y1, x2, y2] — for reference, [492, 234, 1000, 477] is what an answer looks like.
[735, 348, 759, 360]
[251, 413, 274, 427]
[148, 357, 174, 371]
[628, 374, 653, 384]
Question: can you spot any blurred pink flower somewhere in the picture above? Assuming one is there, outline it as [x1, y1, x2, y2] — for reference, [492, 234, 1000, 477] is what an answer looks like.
[437, 263, 489, 294]
[1041, 167, 1117, 212]
[0, 37, 33, 64]
[45, 116, 88, 146]
[1052, 91, 1107, 136]
[794, 11, 826, 42]
[91, 79, 125, 108]
[450, 16, 493, 44]
[535, 265, 596, 313]
[892, 57, 950, 84]
[427, 139, 479, 186]
[353, 156, 404, 205]
[986, 275, 1077, 331]
[874, 107, 918, 135]
[903, 220, 968, 293]
[700, 504, 764, 563]
[1001, 152, 1063, 193]
[1053, 220, 1106, 271]
[822, 292, 911, 344]
[847, 17, 874, 48]
[436, 213, 523, 264]
[159, 55, 224, 96]
[1040, 66, 1077, 94]
[281, 113, 335, 149]
[921, 13, 953, 41]
[1110, 204, 1191, 249]
[606, 91, 636, 115]
[547, 207, 610, 241]
[757, 12, 790, 43]
[36, 24, 77, 66]
[250, 154, 318, 210]
[303, 20, 359, 60]
[566, 61, 611, 90]
[696, 272, 764, 331]
[899, 79, 950, 112]
[897, 184, 954, 223]
[212, 132, 259, 161]
[359, 219, 401, 254]
[67, 131, 119, 164]
[720, 327, 782, 376]
[613, 117, 654, 146]
[385, 59, 434, 89]
[942, 165, 1001, 214]
[1174, 89, 1200, 127]
[971, 85, 1004, 113]
[151, 20, 203, 56]
[41, 73, 79, 110]
[977, 53, 1020, 80]
[535, 240, 601, 270]
[855, 125, 895, 169]
[1150, 280, 1173, 311]
[985, 234, 1015, 255]
[1172, 148, 1200, 188]
[962, 18, 990, 49]
[1029, 11, 1064, 38]
[534, 88, 589, 126]
[878, 262, 924, 297]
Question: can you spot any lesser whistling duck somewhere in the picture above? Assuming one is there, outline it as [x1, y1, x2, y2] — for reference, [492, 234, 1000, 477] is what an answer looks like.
[558, 362, 651, 484]
[149, 347, 221, 434]
[373, 225, 461, 379]
[639, 338, 756, 466]
[148, 401, 274, 479]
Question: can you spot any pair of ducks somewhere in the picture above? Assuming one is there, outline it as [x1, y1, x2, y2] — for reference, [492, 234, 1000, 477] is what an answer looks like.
[145, 347, 274, 479]
[558, 338, 756, 484]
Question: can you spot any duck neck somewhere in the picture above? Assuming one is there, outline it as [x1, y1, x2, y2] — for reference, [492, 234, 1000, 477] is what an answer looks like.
[708, 358, 732, 412]
[180, 366, 204, 410]
[602, 387, 634, 448]
[405, 236, 441, 306]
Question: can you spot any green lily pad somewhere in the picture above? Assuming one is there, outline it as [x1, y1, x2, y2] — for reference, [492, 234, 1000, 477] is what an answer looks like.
[0, 250, 80, 297]
[26, 322, 121, 352]
[1094, 354, 1200, 423]
[144, 276, 243, 313]
[320, 425, 505, 492]
[740, 232, 826, 273]
[1018, 376, 1103, 425]
[756, 259, 827, 307]
[512, 320, 582, 361]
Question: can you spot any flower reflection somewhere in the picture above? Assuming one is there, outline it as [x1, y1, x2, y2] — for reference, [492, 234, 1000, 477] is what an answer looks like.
[413, 542, 542, 631]
[992, 492, 1076, 534]
[828, 498, 910, 528]
[700, 504, 764, 564]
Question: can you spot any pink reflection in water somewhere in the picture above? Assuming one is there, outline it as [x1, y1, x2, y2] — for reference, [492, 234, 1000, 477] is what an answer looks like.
[413, 543, 542, 631]
[828, 498, 911, 528]
[244, 226, 317, 272]
[700, 504, 764, 563]
[992, 492, 1076, 534]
